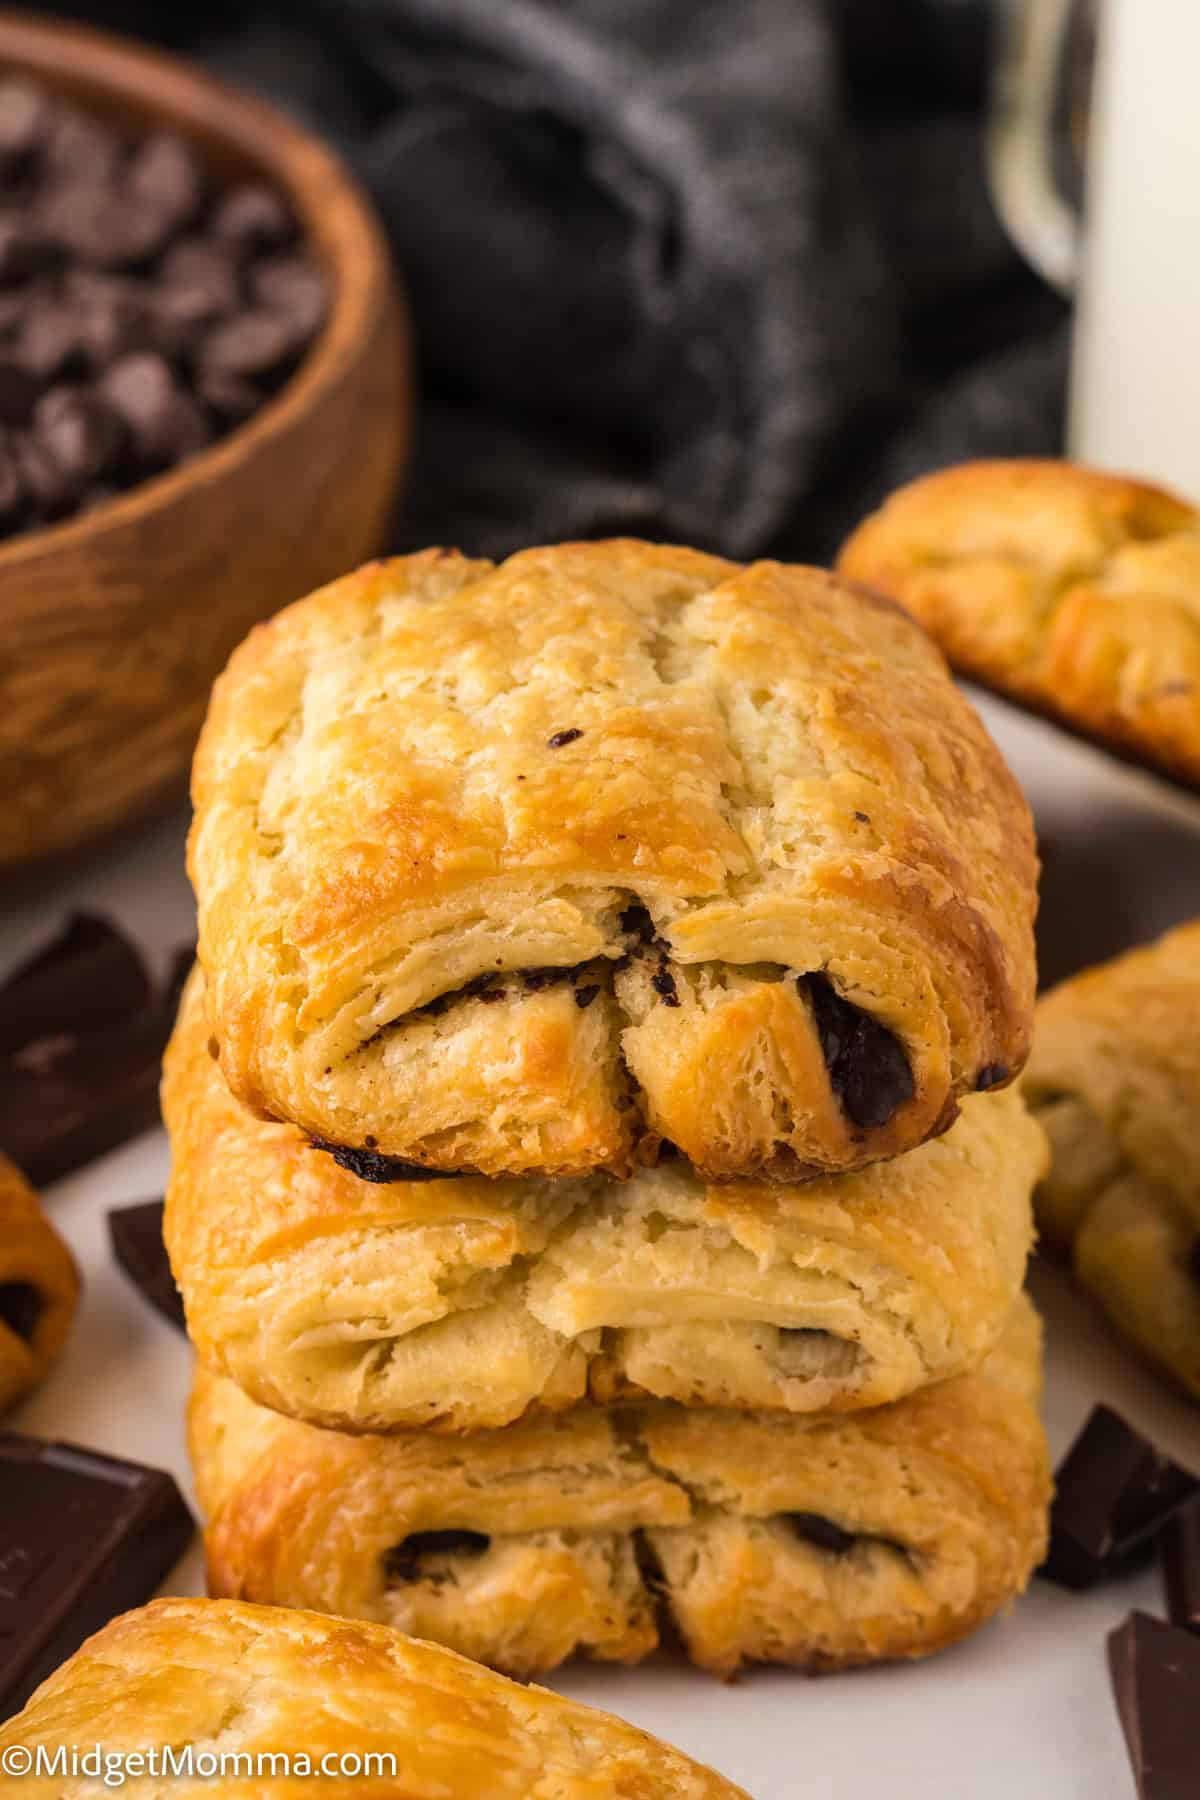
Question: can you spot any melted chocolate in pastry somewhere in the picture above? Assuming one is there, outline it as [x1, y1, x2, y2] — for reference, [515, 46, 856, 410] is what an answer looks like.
[785, 1511, 908, 1560]
[308, 1140, 455, 1185]
[975, 1063, 1009, 1092]
[797, 973, 914, 1130]
[0, 1281, 41, 1342]
[383, 1529, 491, 1584]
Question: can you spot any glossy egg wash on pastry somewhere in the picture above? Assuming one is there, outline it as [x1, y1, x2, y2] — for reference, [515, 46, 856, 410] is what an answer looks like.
[188, 542, 1038, 1180]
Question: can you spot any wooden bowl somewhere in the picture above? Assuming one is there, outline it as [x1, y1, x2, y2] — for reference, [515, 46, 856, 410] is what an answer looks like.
[0, 12, 411, 870]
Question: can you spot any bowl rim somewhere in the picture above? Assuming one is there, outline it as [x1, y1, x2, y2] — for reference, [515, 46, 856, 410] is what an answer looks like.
[0, 8, 402, 568]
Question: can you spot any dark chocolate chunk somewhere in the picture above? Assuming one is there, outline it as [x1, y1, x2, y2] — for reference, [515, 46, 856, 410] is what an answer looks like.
[1040, 1405, 1200, 1591]
[1163, 1503, 1200, 1637]
[42, 183, 174, 271]
[0, 914, 176, 1187]
[619, 903, 656, 945]
[1108, 1611, 1200, 1800]
[309, 1139, 456, 1186]
[383, 1529, 491, 1585]
[159, 237, 241, 323]
[798, 972, 915, 1131]
[196, 367, 260, 425]
[107, 1199, 184, 1333]
[43, 110, 122, 184]
[212, 183, 295, 254]
[0, 913, 149, 1056]
[15, 302, 89, 382]
[786, 1512, 858, 1555]
[0, 1433, 193, 1721]
[574, 983, 601, 1009]
[975, 1062, 1009, 1091]
[547, 728, 584, 748]
[461, 971, 505, 1001]
[0, 1281, 42, 1343]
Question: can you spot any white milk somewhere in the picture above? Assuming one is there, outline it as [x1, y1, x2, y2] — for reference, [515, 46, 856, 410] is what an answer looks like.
[1070, 0, 1200, 498]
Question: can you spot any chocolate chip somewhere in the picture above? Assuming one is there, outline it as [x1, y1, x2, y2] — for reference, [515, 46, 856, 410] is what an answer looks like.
[42, 184, 174, 271]
[107, 1199, 185, 1333]
[651, 961, 680, 1007]
[126, 133, 204, 228]
[158, 237, 241, 323]
[1041, 1405, 1200, 1590]
[308, 1139, 455, 1186]
[43, 109, 122, 184]
[201, 308, 298, 382]
[100, 353, 210, 469]
[251, 253, 328, 340]
[0, 353, 38, 424]
[383, 1530, 490, 1585]
[798, 972, 915, 1131]
[547, 728, 584, 748]
[195, 367, 260, 425]
[975, 1063, 1009, 1092]
[786, 1512, 858, 1555]
[35, 387, 126, 485]
[211, 184, 295, 255]
[12, 430, 69, 515]
[0, 1282, 42, 1343]
[574, 983, 601, 1009]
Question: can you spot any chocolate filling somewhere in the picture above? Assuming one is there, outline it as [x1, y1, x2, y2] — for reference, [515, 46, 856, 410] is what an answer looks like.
[383, 1529, 491, 1585]
[797, 972, 914, 1130]
[784, 1511, 907, 1559]
[309, 1140, 455, 1185]
[0, 1282, 42, 1343]
[975, 1063, 1009, 1092]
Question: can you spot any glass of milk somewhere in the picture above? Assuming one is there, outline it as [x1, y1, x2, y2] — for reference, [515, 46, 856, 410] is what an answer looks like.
[989, 0, 1200, 500]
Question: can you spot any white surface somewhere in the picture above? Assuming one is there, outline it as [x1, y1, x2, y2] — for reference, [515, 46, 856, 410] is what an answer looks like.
[7, 688, 1200, 1800]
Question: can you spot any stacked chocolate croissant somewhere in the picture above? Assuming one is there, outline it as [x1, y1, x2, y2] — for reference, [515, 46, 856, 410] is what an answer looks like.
[170, 541, 1052, 1678]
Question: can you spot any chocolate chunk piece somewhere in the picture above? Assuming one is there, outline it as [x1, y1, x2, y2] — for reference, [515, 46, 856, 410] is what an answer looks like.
[651, 960, 680, 1006]
[211, 183, 295, 254]
[1163, 1504, 1200, 1637]
[43, 109, 122, 184]
[1040, 1405, 1200, 1590]
[159, 236, 241, 324]
[0, 914, 178, 1187]
[547, 728, 583, 748]
[309, 1139, 456, 1186]
[0, 1433, 193, 1721]
[196, 367, 260, 425]
[1109, 1611, 1200, 1800]
[787, 1512, 858, 1555]
[0, 1282, 41, 1342]
[42, 183, 174, 271]
[520, 967, 571, 992]
[574, 983, 601, 1009]
[798, 972, 915, 1130]
[383, 1530, 491, 1584]
[107, 1200, 184, 1333]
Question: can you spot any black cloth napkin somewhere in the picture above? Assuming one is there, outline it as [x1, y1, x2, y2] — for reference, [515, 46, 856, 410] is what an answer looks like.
[41, 0, 1069, 560]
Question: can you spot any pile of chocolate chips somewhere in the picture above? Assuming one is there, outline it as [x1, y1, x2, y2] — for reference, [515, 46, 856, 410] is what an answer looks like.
[0, 74, 328, 535]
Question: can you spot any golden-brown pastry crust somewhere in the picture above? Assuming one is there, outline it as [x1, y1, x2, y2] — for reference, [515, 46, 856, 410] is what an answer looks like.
[190, 1300, 1049, 1679]
[165, 968, 1040, 1432]
[1025, 920, 1200, 1399]
[838, 458, 1200, 786]
[188, 542, 1036, 1180]
[0, 1153, 79, 1414]
[0, 1598, 747, 1798]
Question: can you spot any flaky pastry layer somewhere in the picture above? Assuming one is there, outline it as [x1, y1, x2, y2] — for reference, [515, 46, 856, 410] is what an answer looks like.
[165, 970, 1040, 1431]
[839, 458, 1200, 787]
[1025, 920, 1200, 1399]
[1, 1598, 746, 1798]
[190, 1300, 1050, 1679]
[189, 542, 1036, 1178]
[0, 1152, 79, 1414]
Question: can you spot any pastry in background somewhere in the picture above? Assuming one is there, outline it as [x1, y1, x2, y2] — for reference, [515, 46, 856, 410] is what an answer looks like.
[0, 1154, 79, 1414]
[1025, 920, 1200, 1399]
[0, 1598, 747, 1799]
[189, 1299, 1050, 1679]
[188, 542, 1037, 1183]
[165, 967, 1042, 1432]
[838, 459, 1200, 788]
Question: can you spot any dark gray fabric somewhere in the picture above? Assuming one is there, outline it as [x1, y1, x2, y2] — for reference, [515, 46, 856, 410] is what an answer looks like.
[38, 0, 1068, 559]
